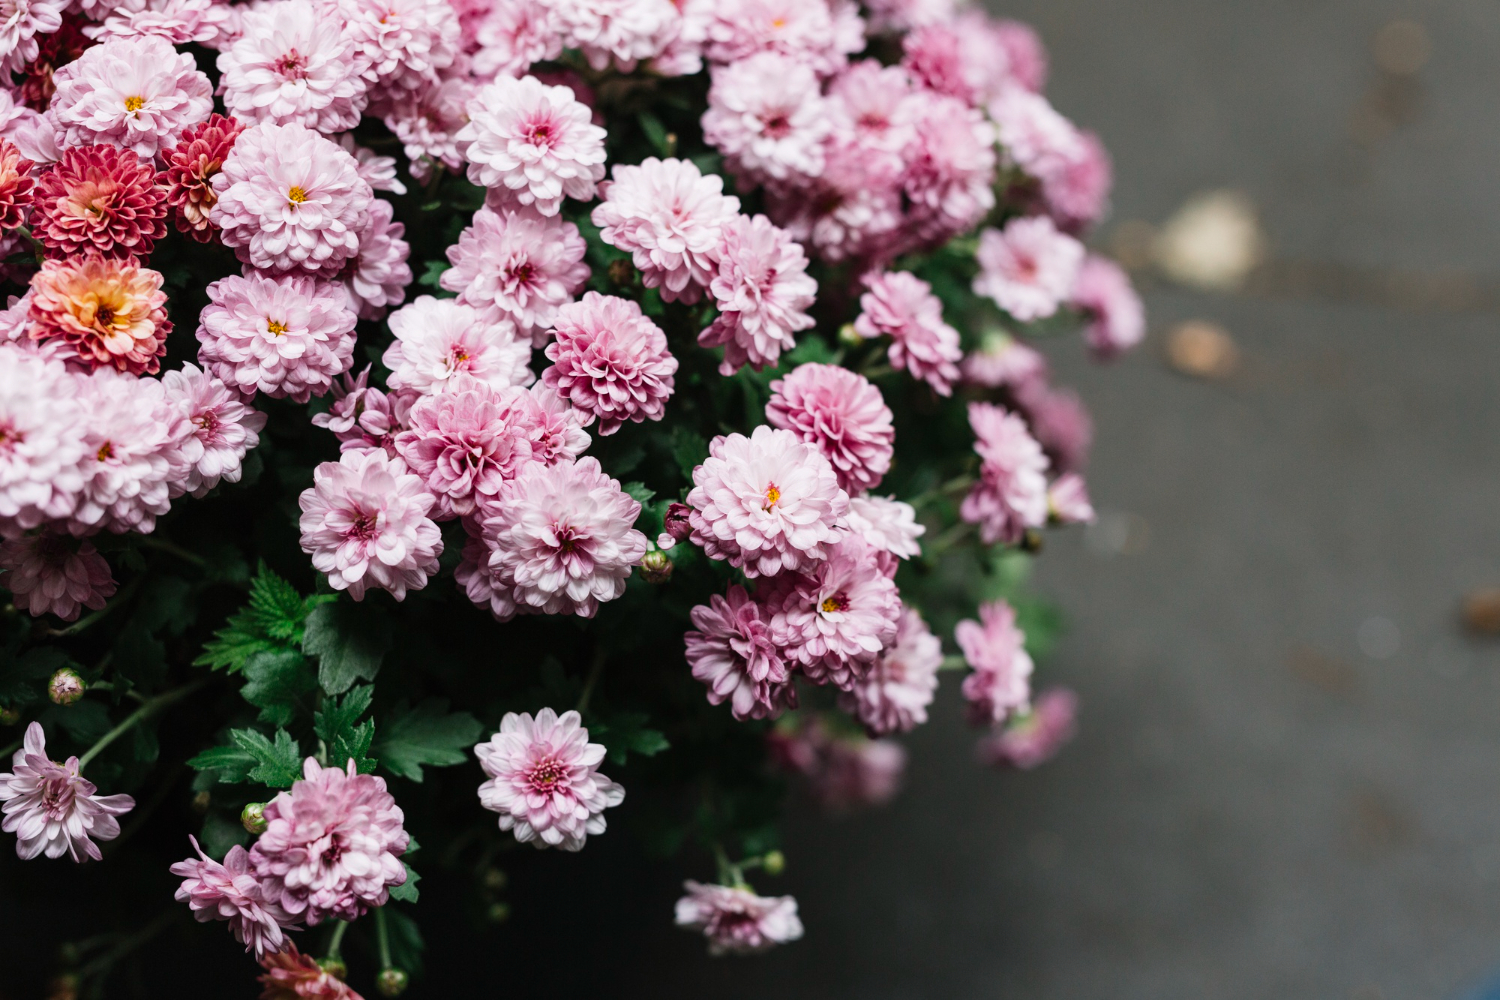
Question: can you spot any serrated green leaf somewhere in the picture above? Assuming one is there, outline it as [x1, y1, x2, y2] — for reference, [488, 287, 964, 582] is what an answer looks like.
[303, 602, 392, 696]
[621, 481, 656, 506]
[187, 744, 258, 784]
[373, 699, 482, 782]
[249, 564, 312, 642]
[315, 685, 377, 774]
[417, 258, 451, 291]
[240, 648, 316, 726]
[669, 426, 707, 482]
[389, 862, 421, 903]
[230, 727, 304, 788]
[195, 563, 328, 672]
[590, 710, 669, 766]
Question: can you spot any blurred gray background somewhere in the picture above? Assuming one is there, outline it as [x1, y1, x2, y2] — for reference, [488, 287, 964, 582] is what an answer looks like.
[667, 1, 1500, 997]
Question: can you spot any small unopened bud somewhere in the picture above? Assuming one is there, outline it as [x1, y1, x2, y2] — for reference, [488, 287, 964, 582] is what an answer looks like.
[638, 549, 672, 584]
[317, 958, 348, 981]
[607, 258, 636, 287]
[47, 668, 84, 706]
[377, 968, 410, 997]
[838, 323, 863, 348]
[0, 706, 20, 726]
[487, 901, 511, 923]
[762, 850, 785, 876]
[241, 802, 268, 835]
[191, 790, 211, 814]
[659, 502, 692, 549]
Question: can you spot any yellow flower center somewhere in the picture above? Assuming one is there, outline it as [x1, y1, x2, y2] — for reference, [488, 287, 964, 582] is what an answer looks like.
[820, 597, 841, 613]
[771, 16, 785, 26]
[764, 484, 781, 507]
[124, 95, 145, 113]
[267, 319, 287, 336]
[97, 442, 114, 462]
[287, 186, 308, 204]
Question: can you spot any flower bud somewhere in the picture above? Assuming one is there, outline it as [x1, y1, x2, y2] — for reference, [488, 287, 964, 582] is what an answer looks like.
[241, 802, 268, 835]
[659, 502, 692, 549]
[317, 958, 348, 981]
[0, 706, 20, 726]
[638, 548, 672, 584]
[838, 323, 863, 348]
[191, 790, 211, 814]
[487, 901, 511, 923]
[47, 667, 85, 706]
[762, 850, 785, 876]
[377, 968, 410, 997]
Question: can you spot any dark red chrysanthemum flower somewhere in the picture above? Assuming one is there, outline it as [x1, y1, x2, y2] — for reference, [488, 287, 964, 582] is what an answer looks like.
[0, 138, 36, 231]
[158, 113, 244, 242]
[13, 14, 93, 111]
[32, 144, 167, 259]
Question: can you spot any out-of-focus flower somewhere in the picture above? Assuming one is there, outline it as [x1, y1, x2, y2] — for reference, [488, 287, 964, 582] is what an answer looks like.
[340, 199, 412, 320]
[960, 330, 1046, 389]
[217, 0, 367, 133]
[0, 0, 66, 75]
[259, 942, 365, 1000]
[547, 0, 676, 71]
[382, 76, 473, 182]
[839, 605, 939, 734]
[28, 252, 170, 375]
[0, 347, 84, 533]
[675, 881, 804, 955]
[995, 19, 1047, 92]
[171, 836, 295, 957]
[1014, 378, 1092, 475]
[900, 91, 995, 242]
[699, 213, 816, 375]
[338, 134, 405, 196]
[1047, 471, 1094, 525]
[0, 138, 34, 230]
[767, 714, 906, 810]
[393, 376, 530, 519]
[297, 449, 443, 600]
[1071, 254, 1144, 360]
[686, 584, 795, 721]
[161, 363, 266, 497]
[701, 0, 856, 77]
[158, 113, 243, 242]
[475, 708, 624, 850]
[472, 0, 559, 79]
[0, 531, 115, 620]
[955, 598, 1032, 725]
[977, 686, 1077, 769]
[766, 363, 892, 495]
[32, 144, 166, 260]
[46, 35, 212, 157]
[703, 52, 829, 187]
[383, 295, 531, 396]
[85, 0, 237, 48]
[960, 402, 1049, 545]
[543, 292, 676, 435]
[972, 216, 1084, 322]
[0, 722, 134, 861]
[442, 205, 589, 344]
[853, 270, 961, 395]
[311, 367, 413, 457]
[844, 494, 922, 561]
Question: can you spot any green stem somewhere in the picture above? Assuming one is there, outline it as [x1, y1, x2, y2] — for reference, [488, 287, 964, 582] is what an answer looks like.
[138, 535, 209, 569]
[939, 654, 969, 672]
[325, 920, 350, 962]
[85, 682, 148, 705]
[375, 907, 393, 969]
[925, 520, 975, 559]
[46, 576, 143, 637]
[76, 910, 177, 981]
[77, 680, 206, 771]
[910, 474, 976, 511]
[575, 649, 606, 716]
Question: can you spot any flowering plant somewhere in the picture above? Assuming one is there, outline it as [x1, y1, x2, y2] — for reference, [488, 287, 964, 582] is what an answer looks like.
[0, 0, 1142, 991]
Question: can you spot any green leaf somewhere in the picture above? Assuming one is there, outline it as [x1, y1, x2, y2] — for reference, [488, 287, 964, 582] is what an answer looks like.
[303, 602, 392, 696]
[187, 744, 258, 784]
[384, 907, 425, 976]
[229, 727, 304, 788]
[637, 111, 673, 156]
[240, 648, 316, 726]
[669, 426, 707, 483]
[417, 258, 452, 292]
[373, 699, 482, 782]
[314, 685, 376, 774]
[785, 335, 836, 366]
[113, 622, 166, 691]
[590, 711, 669, 767]
[388, 862, 421, 903]
[200, 810, 250, 860]
[621, 481, 656, 506]
[42, 700, 111, 744]
[195, 563, 329, 672]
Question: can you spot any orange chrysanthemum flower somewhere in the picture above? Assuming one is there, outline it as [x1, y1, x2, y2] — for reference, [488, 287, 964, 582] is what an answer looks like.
[28, 252, 171, 375]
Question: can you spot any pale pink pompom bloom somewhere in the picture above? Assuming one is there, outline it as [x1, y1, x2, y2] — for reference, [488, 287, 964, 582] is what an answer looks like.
[763, 535, 900, 690]
[472, 0, 561, 79]
[853, 270, 961, 396]
[955, 598, 1033, 725]
[258, 943, 364, 1000]
[543, 292, 677, 435]
[1014, 378, 1092, 475]
[1047, 471, 1094, 525]
[477, 456, 648, 619]
[311, 367, 414, 457]
[0, 0, 65, 74]
[900, 91, 996, 242]
[961, 330, 1047, 389]
[699, 213, 816, 375]
[211, 122, 374, 276]
[591, 156, 740, 304]
[0, 346, 85, 532]
[545, 0, 676, 71]
[685, 584, 795, 722]
[338, 134, 406, 196]
[46, 35, 212, 158]
[382, 76, 474, 183]
[973, 216, 1085, 322]
[1043, 128, 1112, 231]
[250, 758, 411, 925]
[988, 84, 1106, 227]
[297, 449, 443, 600]
[217, 0, 368, 133]
[85, 0, 238, 48]
[900, 16, 1016, 106]
[702, 0, 856, 77]
[511, 382, 592, 467]
[442, 205, 589, 344]
[959, 402, 1049, 546]
[767, 140, 901, 265]
[765, 363, 892, 495]
[1071, 254, 1144, 360]
[171, 836, 296, 957]
[4, 104, 57, 166]
[69, 369, 191, 535]
[687, 424, 849, 579]
[845, 494, 922, 561]
[341, 199, 412, 320]
[332, 0, 460, 94]
[702, 52, 828, 189]
[995, 19, 1047, 93]
[161, 363, 267, 498]
[825, 60, 918, 172]
[978, 686, 1077, 769]
[393, 376, 532, 519]
[839, 605, 939, 735]
[383, 295, 531, 396]
[475, 708, 625, 850]
[0, 722, 134, 861]
[456, 74, 607, 216]
[0, 531, 115, 620]
[197, 272, 358, 403]
[676, 881, 804, 955]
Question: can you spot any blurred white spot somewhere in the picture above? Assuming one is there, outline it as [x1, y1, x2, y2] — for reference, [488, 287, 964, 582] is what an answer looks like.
[1357, 617, 1401, 660]
[1154, 190, 1265, 292]
[1085, 512, 1150, 557]
[1424, 638, 1471, 680]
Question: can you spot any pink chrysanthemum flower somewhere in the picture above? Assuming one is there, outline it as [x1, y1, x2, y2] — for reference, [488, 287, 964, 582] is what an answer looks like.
[382, 76, 473, 182]
[676, 881, 804, 955]
[546, 0, 676, 71]
[311, 367, 413, 457]
[476, 456, 647, 619]
[972, 216, 1084, 322]
[959, 402, 1049, 545]
[542, 292, 676, 436]
[85, 0, 237, 48]
[157, 113, 242, 242]
[766, 363, 892, 495]
[510, 382, 591, 467]
[687, 424, 849, 579]
[826, 60, 917, 170]
[591, 156, 740, 304]
[338, 134, 405, 196]
[259, 943, 364, 1000]
[770, 715, 905, 811]
[699, 213, 816, 375]
[340, 199, 412, 320]
[845, 494, 923, 561]
[298, 449, 442, 600]
[685, 584, 796, 721]
[475, 708, 625, 850]
[955, 598, 1033, 725]
[456, 74, 606, 216]
[383, 295, 531, 396]
[853, 270, 961, 395]
[861, 0, 950, 34]
[995, 18, 1047, 92]
[1071, 254, 1144, 360]
[0, 722, 134, 861]
[838, 605, 939, 735]
[1013, 378, 1092, 475]
[767, 141, 901, 265]
[1047, 471, 1093, 525]
[217, 0, 367, 133]
[0, 347, 84, 532]
[161, 363, 267, 498]
[473, 0, 560, 79]
[0, 0, 66, 75]
[0, 137, 34, 230]
[0, 531, 115, 620]
[28, 253, 170, 376]
[960, 330, 1047, 389]
[211, 122, 374, 276]
[197, 272, 357, 402]
[333, 0, 459, 94]
[900, 91, 996, 241]
[900, 18, 1014, 106]
[32, 144, 166, 260]
[442, 205, 589, 343]
[762, 535, 900, 690]
[393, 376, 531, 519]
[171, 836, 295, 957]
[702, 0, 855, 77]
[250, 758, 410, 925]
[1044, 129, 1112, 231]
[69, 368, 190, 535]
[978, 686, 1077, 769]
[703, 52, 828, 188]
[46, 35, 211, 158]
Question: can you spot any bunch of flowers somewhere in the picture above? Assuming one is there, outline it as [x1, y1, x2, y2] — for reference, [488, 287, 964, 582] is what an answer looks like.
[0, 0, 1141, 992]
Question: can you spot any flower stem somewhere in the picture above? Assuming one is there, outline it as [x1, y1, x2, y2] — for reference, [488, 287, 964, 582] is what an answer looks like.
[325, 920, 350, 962]
[77, 680, 207, 771]
[375, 907, 393, 969]
[45, 576, 143, 638]
[575, 649, 606, 716]
[76, 909, 177, 982]
[138, 535, 209, 569]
